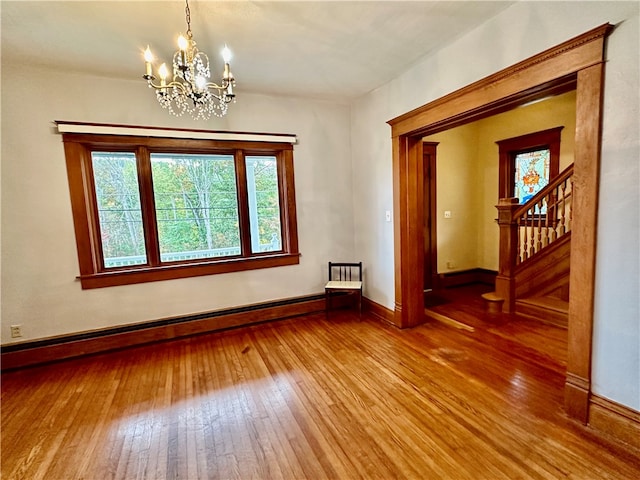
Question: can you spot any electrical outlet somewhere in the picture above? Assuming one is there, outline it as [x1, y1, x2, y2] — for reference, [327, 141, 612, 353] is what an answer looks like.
[444, 210, 452, 219]
[446, 261, 455, 270]
[10, 325, 23, 338]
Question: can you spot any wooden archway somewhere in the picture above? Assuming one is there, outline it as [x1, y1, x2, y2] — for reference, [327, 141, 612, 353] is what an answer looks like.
[388, 24, 613, 423]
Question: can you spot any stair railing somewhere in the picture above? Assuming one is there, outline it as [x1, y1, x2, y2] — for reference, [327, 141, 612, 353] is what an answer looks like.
[514, 164, 573, 265]
[494, 164, 573, 312]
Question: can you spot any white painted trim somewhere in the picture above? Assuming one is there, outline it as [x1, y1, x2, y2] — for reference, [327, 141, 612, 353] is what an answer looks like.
[55, 122, 297, 144]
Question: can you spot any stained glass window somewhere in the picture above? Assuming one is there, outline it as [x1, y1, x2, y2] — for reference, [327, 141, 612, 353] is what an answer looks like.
[496, 127, 562, 210]
[514, 149, 550, 207]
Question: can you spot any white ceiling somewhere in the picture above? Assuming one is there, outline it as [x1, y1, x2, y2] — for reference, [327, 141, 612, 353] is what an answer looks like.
[1, 1, 514, 102]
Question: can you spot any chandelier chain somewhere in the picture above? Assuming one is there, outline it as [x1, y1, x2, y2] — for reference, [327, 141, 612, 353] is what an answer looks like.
[185, 0, 192, 39]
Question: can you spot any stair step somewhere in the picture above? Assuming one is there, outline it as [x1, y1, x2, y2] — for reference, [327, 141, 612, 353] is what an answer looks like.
[518, 296, 568, 313]
[516, 296, 568, 328]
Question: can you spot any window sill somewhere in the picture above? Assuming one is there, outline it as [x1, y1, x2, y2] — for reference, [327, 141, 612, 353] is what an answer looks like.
[77, 253, 301, 289]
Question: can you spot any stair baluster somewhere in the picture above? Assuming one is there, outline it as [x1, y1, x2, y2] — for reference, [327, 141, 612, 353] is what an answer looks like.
[536, 198, 543, 252]
[559, 179, 568, 236]
[544, 197, 551, 247]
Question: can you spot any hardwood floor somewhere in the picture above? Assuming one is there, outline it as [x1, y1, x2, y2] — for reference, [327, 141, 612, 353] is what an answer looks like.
[2, 297, 639, 479]
[425, 283, 568, 372]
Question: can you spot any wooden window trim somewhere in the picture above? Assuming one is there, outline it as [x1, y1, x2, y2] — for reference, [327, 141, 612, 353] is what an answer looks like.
[61, 129, 300, 289]
[496, 126, 564, 200]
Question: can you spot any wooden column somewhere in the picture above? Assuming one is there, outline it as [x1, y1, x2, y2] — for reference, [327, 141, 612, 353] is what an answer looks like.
[495, 198, 519, 313]
[392, 134, 425, 328]
[565, 62, 605, 424]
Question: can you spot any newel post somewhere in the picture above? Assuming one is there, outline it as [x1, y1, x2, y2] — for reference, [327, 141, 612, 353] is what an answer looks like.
[495, 197, 519, 313]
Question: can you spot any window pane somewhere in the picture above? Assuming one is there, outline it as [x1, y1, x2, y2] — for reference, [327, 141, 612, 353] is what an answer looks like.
[246, 156, 282, 253]
[151, 153, 240, 262]
[91, 152, 147, 268]
[514, 149, 550, 203]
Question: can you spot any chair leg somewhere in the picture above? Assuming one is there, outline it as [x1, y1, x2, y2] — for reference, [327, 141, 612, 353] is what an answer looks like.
[358, 289, 362, 319]
[325, 289, 330, 318]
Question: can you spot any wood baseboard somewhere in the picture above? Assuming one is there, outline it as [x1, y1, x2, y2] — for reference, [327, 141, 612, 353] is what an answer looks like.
[565, 373, 590, 423]
[589, 395, 640, 452]
[1, 294, 327, 370]
[439, 268, 497, 288]
[363, 297, 395, 325]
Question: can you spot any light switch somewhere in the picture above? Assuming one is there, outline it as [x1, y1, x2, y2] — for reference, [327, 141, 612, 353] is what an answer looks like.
[385, 210, 392, 222]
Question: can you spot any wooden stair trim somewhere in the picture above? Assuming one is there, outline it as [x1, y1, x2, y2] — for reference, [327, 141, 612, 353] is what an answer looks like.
[513, 163, 574, 219]
[516, 297, 568, 328]
[515, 231, 572, 273]
[515, 232, 571, 299]
[513, 163, 573, 268]
[517, 296, 569, 314]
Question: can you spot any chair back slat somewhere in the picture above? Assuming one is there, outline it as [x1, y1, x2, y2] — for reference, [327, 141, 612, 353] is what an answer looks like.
[328, 262, 362, 282]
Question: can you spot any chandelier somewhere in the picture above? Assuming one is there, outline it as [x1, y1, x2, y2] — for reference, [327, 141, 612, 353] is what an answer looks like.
[142, 0, 236, 119]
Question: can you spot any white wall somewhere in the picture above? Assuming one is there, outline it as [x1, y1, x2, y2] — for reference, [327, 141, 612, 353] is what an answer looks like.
[425, 124, 482, 274]
[351, 1, 639, 410]
[592, 12, 640, 411]
[1, 64, 354, 342]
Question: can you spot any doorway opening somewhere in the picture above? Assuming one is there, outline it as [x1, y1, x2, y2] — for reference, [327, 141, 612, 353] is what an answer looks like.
[422, 142, 438, 294]
[388, 24, 612, 423]
[421, 90, 576, 321]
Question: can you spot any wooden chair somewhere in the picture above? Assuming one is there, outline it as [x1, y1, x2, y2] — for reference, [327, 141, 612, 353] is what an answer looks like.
[325, 262, 363, 318]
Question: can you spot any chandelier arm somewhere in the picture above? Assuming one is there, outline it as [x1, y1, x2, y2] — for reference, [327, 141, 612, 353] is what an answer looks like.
[202, 83, 236, 103]
[147, 79, 233, 98]
[146, 80, 189, 95]
[203, 82, 228, 90]
[200, 88, 232, 102]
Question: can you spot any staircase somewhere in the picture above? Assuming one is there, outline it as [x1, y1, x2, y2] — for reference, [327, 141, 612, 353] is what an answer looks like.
[485, 164, 573, 327]
[513, 230, 570, 327]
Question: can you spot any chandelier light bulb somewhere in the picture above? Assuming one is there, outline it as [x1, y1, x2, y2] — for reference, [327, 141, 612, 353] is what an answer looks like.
[143, 46, 154, 77]
[158, 63, 169, 81]
[222, 45, 232, 63]
[177, 34, 188, 51]
[144, 46, 154, 63]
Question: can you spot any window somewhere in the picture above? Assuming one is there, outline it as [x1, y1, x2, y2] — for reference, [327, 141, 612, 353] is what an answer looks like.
[496, 126, 563, 203]
[61, 124, 299, 289]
